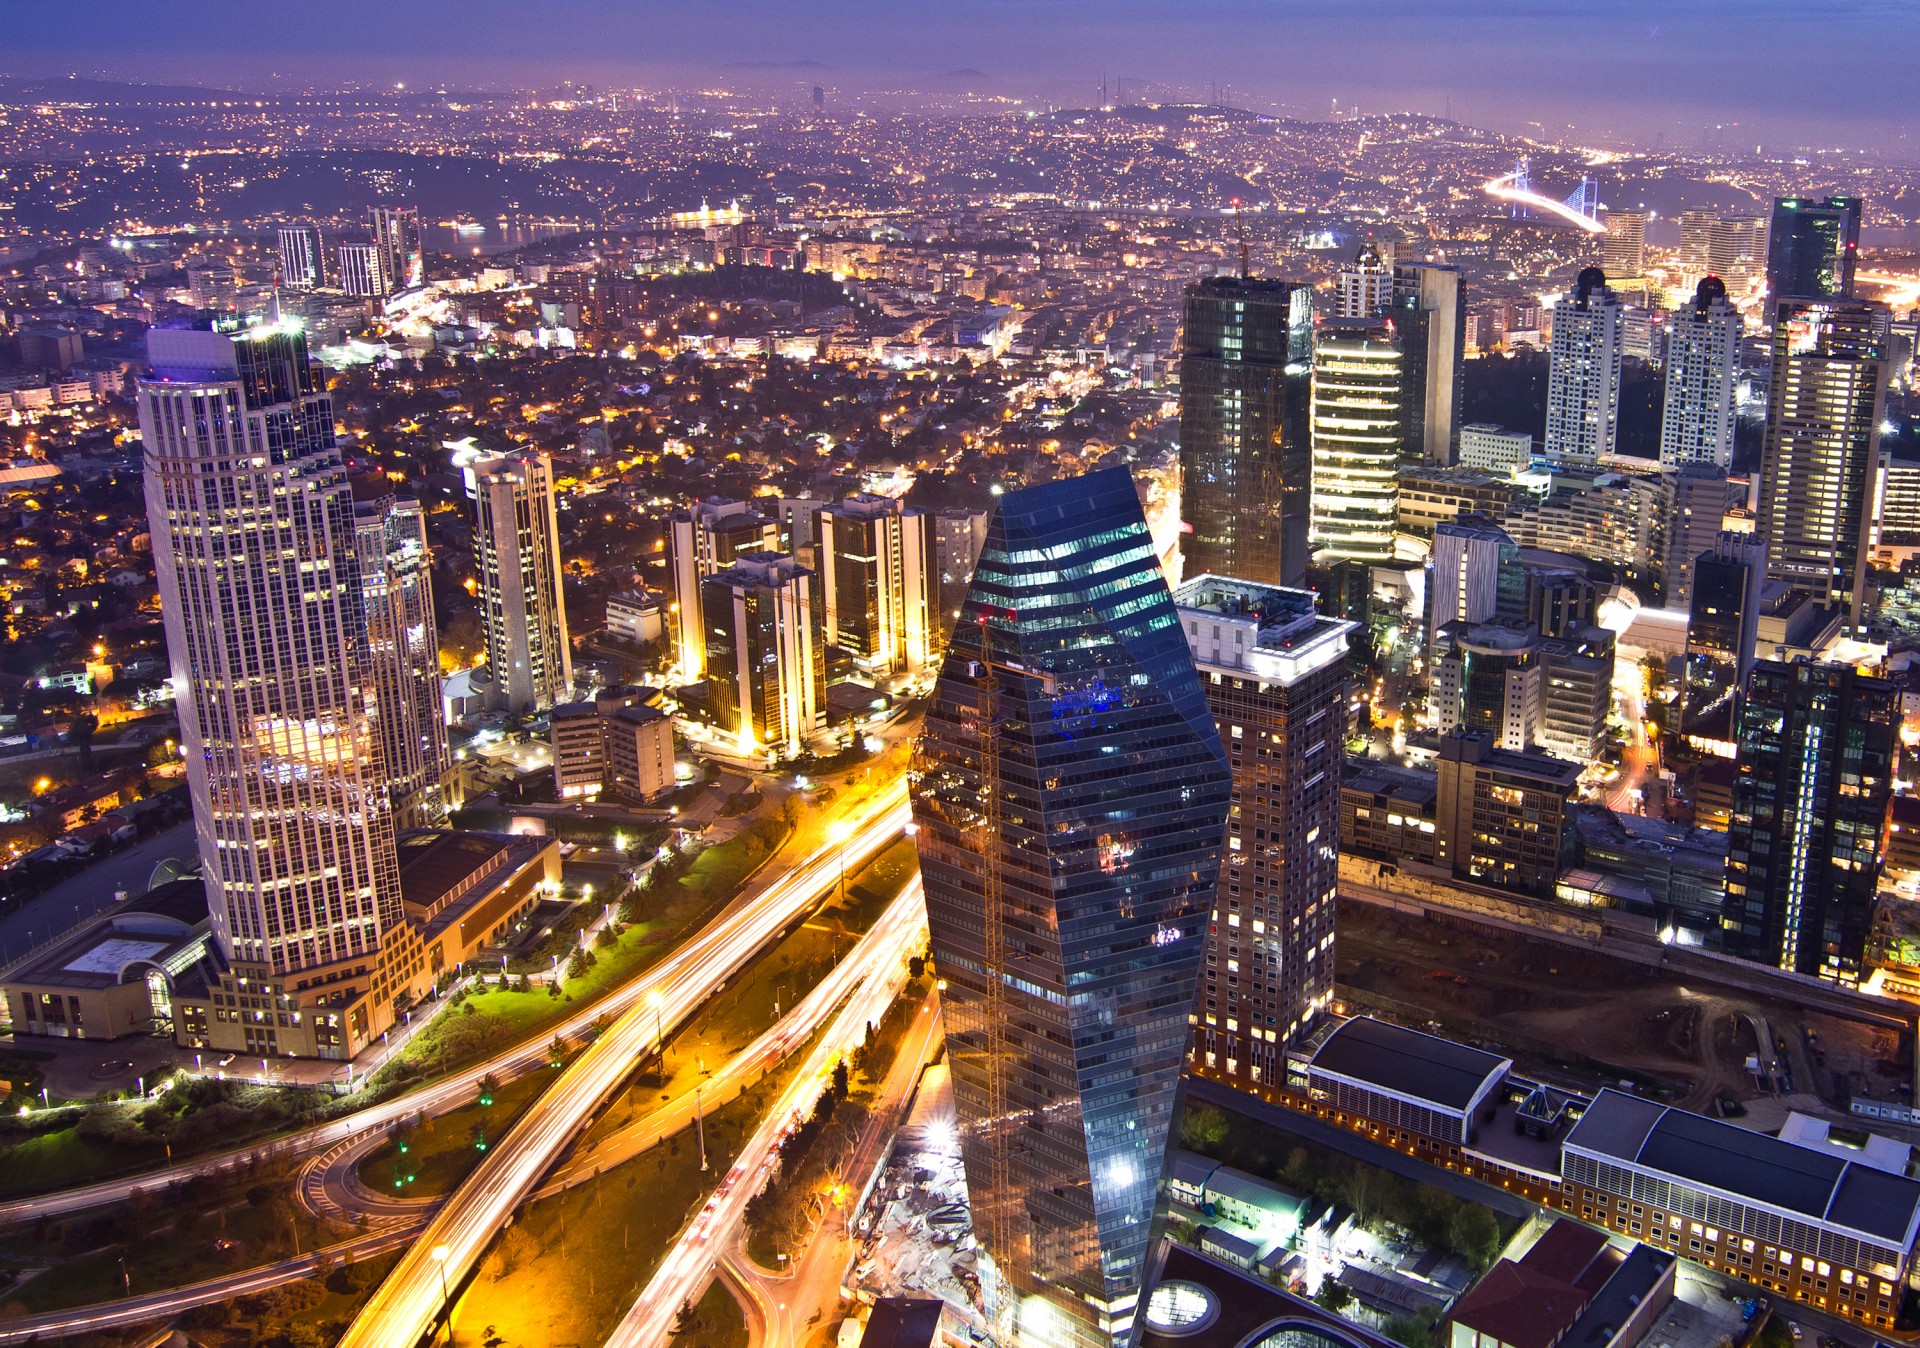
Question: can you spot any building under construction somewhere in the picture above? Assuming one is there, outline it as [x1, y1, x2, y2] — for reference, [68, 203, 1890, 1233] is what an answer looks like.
[911, 468, 1232, 1348]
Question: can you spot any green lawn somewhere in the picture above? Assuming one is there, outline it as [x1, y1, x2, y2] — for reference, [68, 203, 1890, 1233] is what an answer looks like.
[354, 1067, 559, 1200]
[672, 1279, 749, 1348]
[0, 1125, 156, 1201]
[452, 1077, 777, 1347]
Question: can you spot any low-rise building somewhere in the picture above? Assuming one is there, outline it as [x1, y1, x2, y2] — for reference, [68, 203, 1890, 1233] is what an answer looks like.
[1340, 759, 1439, 865]
[1304, 1016, 1512, 1146]
[550, 686, 674, 803]
[1434, 730, 1581, 896]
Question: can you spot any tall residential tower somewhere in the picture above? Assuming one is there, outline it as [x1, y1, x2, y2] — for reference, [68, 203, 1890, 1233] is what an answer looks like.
[466, 448, 572, 712]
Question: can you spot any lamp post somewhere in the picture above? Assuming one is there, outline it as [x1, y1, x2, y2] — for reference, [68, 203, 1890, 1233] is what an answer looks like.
[431, 1244, 454, 1345]
[830, 817, 854, 901]
[648, 988, 665, 1061]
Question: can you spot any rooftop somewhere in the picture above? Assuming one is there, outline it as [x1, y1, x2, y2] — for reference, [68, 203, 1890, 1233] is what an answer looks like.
[1310, 1016, 1512, 1114]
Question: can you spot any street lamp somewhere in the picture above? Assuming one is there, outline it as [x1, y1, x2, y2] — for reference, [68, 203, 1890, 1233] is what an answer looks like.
[648, 988, 665, 1060]
[431, 1243, 454, 1345]
[830, 818, 855, 900]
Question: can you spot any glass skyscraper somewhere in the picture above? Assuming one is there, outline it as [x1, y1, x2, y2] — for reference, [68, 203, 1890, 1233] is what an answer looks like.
[912, 468, 1231, 1348]
[1177, 276, 1314, 587]
[1767, 195, 1861, 300]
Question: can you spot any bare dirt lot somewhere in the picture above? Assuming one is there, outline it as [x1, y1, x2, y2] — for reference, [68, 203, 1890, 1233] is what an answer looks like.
[1336, 902, 1913, 1120]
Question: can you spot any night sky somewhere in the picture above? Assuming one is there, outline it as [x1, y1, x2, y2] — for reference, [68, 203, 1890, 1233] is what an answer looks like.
[1, 0, 1911, 149]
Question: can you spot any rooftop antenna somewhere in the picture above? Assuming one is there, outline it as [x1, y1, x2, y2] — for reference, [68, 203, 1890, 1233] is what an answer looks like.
[1231, 197, 1250, 279]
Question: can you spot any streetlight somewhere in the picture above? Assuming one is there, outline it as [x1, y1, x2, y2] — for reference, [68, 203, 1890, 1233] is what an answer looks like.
[830, 817, 854, 900]
[431, 1244, 454, 1345]
[648, 988, 665, 1060]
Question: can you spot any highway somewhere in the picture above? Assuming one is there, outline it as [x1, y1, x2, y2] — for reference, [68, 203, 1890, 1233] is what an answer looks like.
[334, 792, 916, 1348]
[603, 901, 924, 1348]
[0, 782, 910, 1229]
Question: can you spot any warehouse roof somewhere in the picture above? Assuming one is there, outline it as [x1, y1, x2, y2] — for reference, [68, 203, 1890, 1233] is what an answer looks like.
[1309, 1017, 1511, 1114]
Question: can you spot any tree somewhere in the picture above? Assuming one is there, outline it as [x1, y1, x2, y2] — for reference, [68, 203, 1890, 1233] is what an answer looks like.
[1447, 1203, 1502, 1269]
[1314, 1281, 1353, 1313]
[831, 1060, 850, 1098]
[1178, 1106, 1229, 1152]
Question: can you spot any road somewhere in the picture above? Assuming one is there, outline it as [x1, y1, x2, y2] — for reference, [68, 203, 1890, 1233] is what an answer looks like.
[0, 820, 196, 965]
[721, 991, 945, 1348]
[335, 790, 915, 1348]
[0, 783, 910, 1229]
[603, 905, 922, 1348]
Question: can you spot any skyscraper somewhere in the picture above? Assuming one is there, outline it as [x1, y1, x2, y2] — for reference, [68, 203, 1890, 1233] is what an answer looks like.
[931, 507, 989, 646]
[1756, 297, 1890, 629]
[466, 448, 572, 713]
[1178, 276, 1314, 587]
[1430, 516, 1520, 631]
[1767, 196, 1861, 300]
[1659, 277, 1740, 470]
[1335, 241, 1392, 318]
[1724, 660, 1897, 982]
[1601, 209, 1648, 278]
[1681, 533, 1768, 744]
[1679, 209, 1717, 276]
[278, 223, 327, 290]
[1663, 463, 1740, 613]
[1545, 268, 1625, 467]
[369, 204, 424, 292]
[1390, 261, 1466, 464]
[815, 494, 934, 680]
[336, 241, 388, 299]
[703, 552, 824, 758]
[667, 498, 787, 682]
[1309, 317, 1402, 563]
[141, 321, 402, 1012]
[353, 485, 452, 825]
[1173, 577, 1351, 1079]
[1707, 214, 1767, 292]
[912, 468, 1231, 1348]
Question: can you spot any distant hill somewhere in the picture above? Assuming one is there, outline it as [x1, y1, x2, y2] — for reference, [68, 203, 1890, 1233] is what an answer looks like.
[0, 75, 239, 105]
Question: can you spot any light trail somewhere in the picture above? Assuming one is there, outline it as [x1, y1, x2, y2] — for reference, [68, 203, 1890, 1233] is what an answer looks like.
[335, 786, 913, 1348]
[1482, 171, 1607, 234]
[603, 883, 925, 1348]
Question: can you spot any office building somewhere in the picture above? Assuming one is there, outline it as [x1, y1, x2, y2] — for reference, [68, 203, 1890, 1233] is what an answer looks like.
[668, 499, 787, 682]
[1756, 297, 1890, 629]
[1502, 471, 1670, 578]
[1429, 623, 1541, 751]
[1724, 661, 1897, 983]
[369, 204, 424, 293]
[551, 687, 674, 802]
[1395, 465, 1521, 536]
[336, 241, 388, 299]
[1660, 277, 1740, 470]
[1458, 423, 1532, 475]
[1335, 242, 1392, 318]
[1601, 210, 1648, 278]
[1433, 729, 1580, 897]
[604, 588, 665, 646]
[703, 552, 825, 758]
[352, 487, 451, 826]
[278, 223, 327, 290]
[1391, 261, 1466, 464]
[1536, 626, 1616, 763]
[1663, 463, 1740, 612]
[816, 494, 935, 680]
[1173, 576, 1353, 1079]
[139, 321, 407, 1056]
[1767, 196, 1861, 300]
[1179, 276, 1314, 587]
[187, 265, 239, 311]
[1429, 517, 1521, 630]
[1308, 318, 1402, 563]
[912, 468, 1231, 1348]
[1545, 268, 1625, 467]
[1340, 759, 1440, 865]
[1708, 214, 1768, 293]
[466, 449, 572, 713]
[1680, 534, 1769, 746]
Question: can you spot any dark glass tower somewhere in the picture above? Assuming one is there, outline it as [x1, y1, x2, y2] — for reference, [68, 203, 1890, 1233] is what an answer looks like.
[912, 468, 1231, 1348]
[1724, 661, 1897, 982]
[1178, 276, 1313, 587]
[1766, 196, 1862, 300]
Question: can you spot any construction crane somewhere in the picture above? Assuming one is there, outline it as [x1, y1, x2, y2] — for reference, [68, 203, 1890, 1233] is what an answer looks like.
[974, 614, 1016, 1346]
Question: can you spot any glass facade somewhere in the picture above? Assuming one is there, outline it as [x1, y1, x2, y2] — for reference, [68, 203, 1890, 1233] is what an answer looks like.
[1766, 196, 1862, 300]
[912, 468, 1231, 1348]
[1178, 277, 1314, 587]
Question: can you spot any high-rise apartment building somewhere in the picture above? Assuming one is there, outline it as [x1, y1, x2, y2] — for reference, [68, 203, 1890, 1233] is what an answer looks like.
[278, 223, 327, 290]
[1663, 463, 1740, 613]
[466, 449, 572, 713]
[1724, 661, 1897, 982]
[1336, 242, 1392, 318]
[1390, 262, 1466, 465]
[1545, 268, 1625, 467]
[1179, 275, 1314, 587]
[815, 494, 934, 680]
[1767, 196, 1861, 300]
[702, 552, 824, 758]
[369, 204, 424, 293]
[667, 498, 787, 682]
[1681, 533, 1769, 744]
[1174, 577, 1352, 1080]
[1601, 210, 1648, 278]
[1707, 214, 1767, 292]
[336, 242, 388, 299]
[352, 486, 451, 826]
[140, 322, 405, 1051]
[1679, 209, 1717, 276]
[1756, 297, 1891, 629]
[1309, 318, 1402, 563]
[912, 468, 1231, 1348]
[931, 507, 989, 645]
[1660, 277, 1740, 469]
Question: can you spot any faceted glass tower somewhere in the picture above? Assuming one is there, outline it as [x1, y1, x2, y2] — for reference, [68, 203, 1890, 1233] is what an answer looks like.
[912, 468, 1231, 1348]
[1178, 276, 1314, 587]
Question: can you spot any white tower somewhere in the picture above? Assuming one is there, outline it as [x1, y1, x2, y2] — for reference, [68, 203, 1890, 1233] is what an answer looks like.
[1545, 267, 1625, 468]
